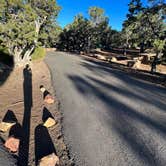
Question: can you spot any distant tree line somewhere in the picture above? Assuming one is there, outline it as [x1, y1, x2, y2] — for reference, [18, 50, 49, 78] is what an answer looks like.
[57, 0, 166, 67]
[122, 0, 166, 71]
[57, 7, 123, 53]
[0, 0, 165, 68]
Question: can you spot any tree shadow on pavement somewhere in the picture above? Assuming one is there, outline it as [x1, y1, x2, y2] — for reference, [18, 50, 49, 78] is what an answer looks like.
[18, 64, 33, 166]
[81, 56, 166, 86]
[80, 58, 166, 110]
[67, 73, 166, 166]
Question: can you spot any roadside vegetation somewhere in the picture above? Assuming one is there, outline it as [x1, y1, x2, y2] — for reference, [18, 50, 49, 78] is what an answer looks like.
[57, 0, 166, 72]
[31, 47, 46, 61]
[0, 0, 61, 67]
[0, 0, 165, 72]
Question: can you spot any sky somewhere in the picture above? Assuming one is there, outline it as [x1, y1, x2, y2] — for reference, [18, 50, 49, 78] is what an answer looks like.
[57, 0, 147, 31]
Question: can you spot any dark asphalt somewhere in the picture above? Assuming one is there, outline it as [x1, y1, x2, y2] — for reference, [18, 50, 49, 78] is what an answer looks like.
[45, 51, 166, 166]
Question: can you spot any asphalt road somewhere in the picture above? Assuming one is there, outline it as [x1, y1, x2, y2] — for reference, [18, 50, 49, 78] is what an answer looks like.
[45, 51, 166, 166]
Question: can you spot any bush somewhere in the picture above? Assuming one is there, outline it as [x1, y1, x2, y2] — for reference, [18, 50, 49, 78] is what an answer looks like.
[31, 47, 46, 61]
[0, 46, 9, 55]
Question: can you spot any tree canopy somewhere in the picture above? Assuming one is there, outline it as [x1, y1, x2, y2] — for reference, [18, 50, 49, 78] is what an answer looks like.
[57, 7, 118, 53]
[0, 0, 60, 66]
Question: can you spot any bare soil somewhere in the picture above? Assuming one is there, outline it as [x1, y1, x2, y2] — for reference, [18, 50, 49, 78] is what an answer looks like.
[0, 61, 72, 166]
[89, 49, 166, 74]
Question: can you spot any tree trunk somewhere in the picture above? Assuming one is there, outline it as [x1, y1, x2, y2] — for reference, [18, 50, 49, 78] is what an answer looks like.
[13, 52, 22, 67]
[140, 42, 145, 53]
[151, 52, 158, 73]
[13, 46, 35, 67]
[23, 46, 35, 62]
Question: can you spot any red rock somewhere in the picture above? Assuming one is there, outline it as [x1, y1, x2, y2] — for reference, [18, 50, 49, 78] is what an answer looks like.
[4, 137, 20, 153]
[44, 94, 54, 104]
[39, 153, 59, 166]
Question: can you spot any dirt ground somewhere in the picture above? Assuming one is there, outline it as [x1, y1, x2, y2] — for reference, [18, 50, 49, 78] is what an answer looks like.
[87, 49, 166, 74]
[0, 61, 73, 166]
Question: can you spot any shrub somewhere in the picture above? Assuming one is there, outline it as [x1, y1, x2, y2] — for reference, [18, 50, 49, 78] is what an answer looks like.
[31, 47, 46, 61]
[0, 46, 9, 55]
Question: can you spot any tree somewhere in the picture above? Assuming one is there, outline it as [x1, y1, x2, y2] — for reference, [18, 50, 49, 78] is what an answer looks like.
[122, 0, 166, 72]
[39, 24, 62, 47]
[88, 7, 106, 27]
[58, 6, 124, 52]
[0, 0, 60, 67]
[57, 14, 93, 53]
[122, 0, 143, 49]
[88, 7, 110, 49]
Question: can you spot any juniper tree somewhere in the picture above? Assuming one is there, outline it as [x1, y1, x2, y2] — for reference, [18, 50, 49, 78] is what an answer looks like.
[0, 0, 60, 66]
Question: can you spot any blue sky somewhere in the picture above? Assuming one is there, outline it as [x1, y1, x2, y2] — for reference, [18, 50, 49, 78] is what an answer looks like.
[57, 0, 147, 31]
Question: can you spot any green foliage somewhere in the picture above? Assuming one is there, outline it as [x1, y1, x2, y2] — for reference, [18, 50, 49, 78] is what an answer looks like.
[153, 39, 165, 52]
[31, 47, 46, 61]
[0, 0, 60, 66]
[57, 15, 92, 52]
[89, 7, 106, 26]
[57, 7, 115, 52]
[39, 24, 62, 47]
[108, 30, 123, 48]
[0, 46, 9, 55]
[122, 0, 166, 53]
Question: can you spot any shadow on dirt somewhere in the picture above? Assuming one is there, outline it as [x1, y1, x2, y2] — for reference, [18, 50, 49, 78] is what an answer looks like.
[42, 107, 54, 123]
[18, 65, 32, 166]
[0, 52, 14, 86]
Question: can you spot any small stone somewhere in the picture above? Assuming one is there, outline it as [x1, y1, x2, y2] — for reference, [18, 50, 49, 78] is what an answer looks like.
[39, 153, 59, 166]
[4, 137, 20, 153]
[111, 57, 117, 62]
[40, 87, 46, 93]
[0, 122, 16, 132]
[97, 55, 107, 61]
[133, 60, 141, 69]
[43, 117, 56, 128]
[44, 94, 54, 104]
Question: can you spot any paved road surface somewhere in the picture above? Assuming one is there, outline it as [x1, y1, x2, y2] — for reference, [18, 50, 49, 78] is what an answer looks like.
[45, 52, 166, 166]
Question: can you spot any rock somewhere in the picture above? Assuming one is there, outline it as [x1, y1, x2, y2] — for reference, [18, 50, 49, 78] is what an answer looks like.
[39, 153, 59, 166]
[133, 60, 141, 69]
[80, 51, 84, 55]
[40, 86, 46, 93]
[97, 55, 107, 61]
[0, 122, 16, 132]
[43, 117, 56, 128]
[44, 94, 54, 104]
[40, 86, 54, 104]
[96, 48, 101, 51]
[111, 57, 117, 62]
[4, 137, 20, 153]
